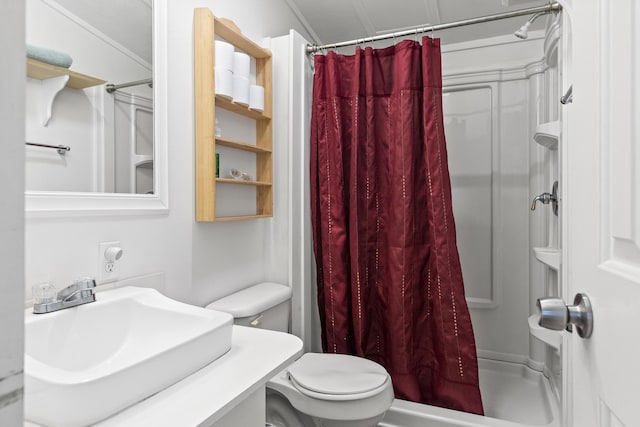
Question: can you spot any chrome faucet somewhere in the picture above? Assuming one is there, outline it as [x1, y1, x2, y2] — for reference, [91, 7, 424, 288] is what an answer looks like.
[33, 278, 97, 314]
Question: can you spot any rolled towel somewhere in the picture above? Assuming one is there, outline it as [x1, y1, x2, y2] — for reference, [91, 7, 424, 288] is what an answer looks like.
[27, 44, 73, 68]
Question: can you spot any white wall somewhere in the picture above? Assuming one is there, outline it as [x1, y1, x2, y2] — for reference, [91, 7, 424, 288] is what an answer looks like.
[174, 0, 313, 307]
[24, 0, 313, 312]
[0, 1, 25, 424]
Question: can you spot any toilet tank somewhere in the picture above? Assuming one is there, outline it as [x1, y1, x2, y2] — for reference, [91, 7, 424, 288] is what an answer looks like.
[205, 282, 292, 332]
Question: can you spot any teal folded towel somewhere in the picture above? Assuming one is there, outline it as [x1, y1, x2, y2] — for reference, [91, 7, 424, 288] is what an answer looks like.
[27, 44, 73, 68]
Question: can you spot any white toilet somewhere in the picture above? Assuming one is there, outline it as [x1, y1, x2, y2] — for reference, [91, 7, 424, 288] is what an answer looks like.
[206, 282, 395, 427]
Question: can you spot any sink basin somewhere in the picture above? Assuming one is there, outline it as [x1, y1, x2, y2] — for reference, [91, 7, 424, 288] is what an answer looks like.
[24, 286, 233, 427]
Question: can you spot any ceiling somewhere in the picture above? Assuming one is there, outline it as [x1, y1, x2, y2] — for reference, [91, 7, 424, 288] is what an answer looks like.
[288, 0, 549, 47]
[53, 0, 152, 64]
[48, 0, 549, 65]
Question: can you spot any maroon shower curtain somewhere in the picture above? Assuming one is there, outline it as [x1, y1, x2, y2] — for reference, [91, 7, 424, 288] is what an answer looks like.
[310, 38, 483, 415]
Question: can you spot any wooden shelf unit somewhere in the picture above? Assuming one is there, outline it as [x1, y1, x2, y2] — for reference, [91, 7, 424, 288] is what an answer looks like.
[194, 8, 273, 222]
[27, 58, 105, 89]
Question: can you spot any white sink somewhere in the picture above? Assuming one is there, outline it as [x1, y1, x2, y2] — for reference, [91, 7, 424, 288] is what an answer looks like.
[24, 286, 233, 427]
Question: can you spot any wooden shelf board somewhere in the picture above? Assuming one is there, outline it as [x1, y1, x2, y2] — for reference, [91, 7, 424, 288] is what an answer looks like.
[27, 58, 105, 89]
[216, 136, 271, 153]
[216, 95, 271, 120]
[213, 17, 271, 59]
[214, 214, 273, 222]
[216, 178, 271, 187]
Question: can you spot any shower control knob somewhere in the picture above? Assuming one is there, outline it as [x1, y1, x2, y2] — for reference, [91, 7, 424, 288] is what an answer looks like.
[536, 293, 593, 338]
[530, 192, 554, 210]
[530, 181, 559, 215]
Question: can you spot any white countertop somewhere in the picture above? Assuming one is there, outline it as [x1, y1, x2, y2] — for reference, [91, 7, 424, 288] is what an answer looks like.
[26, 326, 303, 427]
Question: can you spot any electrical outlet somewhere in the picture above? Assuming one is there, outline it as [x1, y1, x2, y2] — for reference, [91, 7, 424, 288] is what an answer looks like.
[99, 241, 122, 282]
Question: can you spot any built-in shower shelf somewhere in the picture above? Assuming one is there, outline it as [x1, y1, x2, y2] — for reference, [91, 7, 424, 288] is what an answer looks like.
[528, 314, 562, 350]
[533, 121, 560, 149]
[134, 155, 153, 167]
[533, 247, 561, 270]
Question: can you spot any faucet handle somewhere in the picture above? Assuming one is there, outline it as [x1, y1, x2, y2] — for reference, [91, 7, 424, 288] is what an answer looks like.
[73, 277, 97, 290]
[32, 283, 57, 305]
[32, 278, 97, 314]
[57, 277, 97, 302]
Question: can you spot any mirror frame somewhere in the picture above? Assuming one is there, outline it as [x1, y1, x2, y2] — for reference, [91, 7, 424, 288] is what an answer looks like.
[25, 0, 168, 217]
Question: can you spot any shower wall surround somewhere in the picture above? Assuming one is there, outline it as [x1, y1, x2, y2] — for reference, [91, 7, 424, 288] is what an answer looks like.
[273, 28, 563, 425]
[440, 31, 547, 367]
[274, 30, 552, 365]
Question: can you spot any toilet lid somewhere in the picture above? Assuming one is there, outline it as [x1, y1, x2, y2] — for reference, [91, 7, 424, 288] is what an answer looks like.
[287, 353, 390, 399]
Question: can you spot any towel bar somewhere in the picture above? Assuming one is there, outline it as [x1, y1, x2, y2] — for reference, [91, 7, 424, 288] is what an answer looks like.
[26, 142, 70, 155]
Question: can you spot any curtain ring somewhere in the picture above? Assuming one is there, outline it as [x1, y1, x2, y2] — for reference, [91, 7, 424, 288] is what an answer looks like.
[431, 25, 436, 44]
[414, 28, 419, 43]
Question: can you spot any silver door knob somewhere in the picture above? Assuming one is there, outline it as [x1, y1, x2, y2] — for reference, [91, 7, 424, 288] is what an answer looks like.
[536, 293, 593, 338]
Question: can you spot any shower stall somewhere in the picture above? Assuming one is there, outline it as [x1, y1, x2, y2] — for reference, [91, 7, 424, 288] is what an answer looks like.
[271, 3, 569, 426]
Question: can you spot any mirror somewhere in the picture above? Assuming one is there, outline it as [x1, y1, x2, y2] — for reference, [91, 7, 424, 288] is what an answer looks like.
[25, 0, 155, 196]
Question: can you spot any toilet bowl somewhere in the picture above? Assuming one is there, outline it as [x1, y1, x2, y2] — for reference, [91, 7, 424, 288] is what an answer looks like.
[206, 282, 394, 427]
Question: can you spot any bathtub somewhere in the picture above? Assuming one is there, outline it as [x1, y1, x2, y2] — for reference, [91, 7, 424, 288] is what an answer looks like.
[379, 358, 560, 427]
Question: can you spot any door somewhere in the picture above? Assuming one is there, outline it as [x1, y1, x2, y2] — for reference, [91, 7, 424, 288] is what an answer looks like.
[565, 1, 640, 426]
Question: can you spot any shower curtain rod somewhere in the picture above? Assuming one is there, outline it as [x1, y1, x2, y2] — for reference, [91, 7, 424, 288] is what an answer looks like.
[105, 78, 153, 93]
[306, 2, 561, 53]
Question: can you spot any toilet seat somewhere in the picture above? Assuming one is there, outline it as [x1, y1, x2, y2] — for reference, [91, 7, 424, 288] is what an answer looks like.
[267, 353, 396, 423]
[288, 353, 390, 401]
